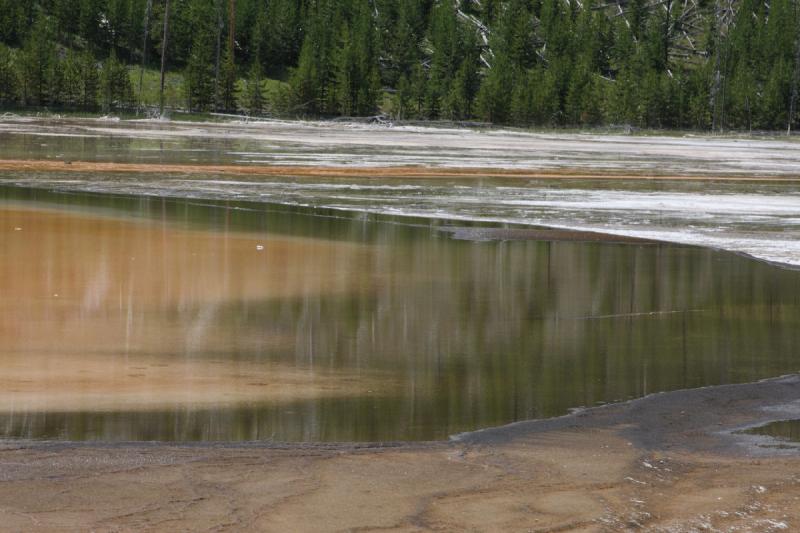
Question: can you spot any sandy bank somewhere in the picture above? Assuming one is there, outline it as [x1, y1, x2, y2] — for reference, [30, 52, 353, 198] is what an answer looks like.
[2, 158, 800, 181]
[3, 376, 800, 531]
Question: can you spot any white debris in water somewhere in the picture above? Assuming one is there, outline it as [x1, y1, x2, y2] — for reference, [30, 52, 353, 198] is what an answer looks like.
[760, 519, 790, 530]
[625, 476, 647, 485]
[256, 245, 264, 251]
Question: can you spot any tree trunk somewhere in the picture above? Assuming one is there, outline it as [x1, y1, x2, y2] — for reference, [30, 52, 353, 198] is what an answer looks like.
[788, 0, 800, 135]
[159, 0, 170, 116]
[139, 0, 152, 101]
[228, 0, 236, 55]
[214, 0, 223, 110]
[710, 0, 722, 133]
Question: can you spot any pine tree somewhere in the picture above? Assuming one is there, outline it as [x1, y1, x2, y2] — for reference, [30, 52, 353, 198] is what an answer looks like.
[105, 0, 136, 59]
[0, 0, 799, 131]
[79, 51, 100, 110]
[565, 60, 604, 125]
[394, 74, 412, 119]
[19, 12, 54, 106]
[425, 1, 459, 118]
[101, 50, 133, 110]
[0, 44, 17, 105]
[290, 0, 339, 115]
[291, 35, 320, 114]
[532, 67, 561, 125]
[426, 0, 480, 120]
[335, 23, 355, 116]
[385, 0, 424, 87]
[481, 0, 500, 24]
[564, 3, 612, 126]
[185, 7, 216, 111]
[510, 69, 535, 125]
[261, 0, 303, 75]
[444, 33, 481, 121]
[334, 1, 380, 116]
[758, 0, 795, 128]
[606, 18, 638, 125]
[494, 0, 537, 72]
[406, 62, 427, 118]
[60, 51, 84, 108]
[476, 56, 512, 123]
[79, 0, 105, 51]
[48, 54, 66, 107]
[241, 60, 265, 115]
[218, 42, 237, 111]
[0, 0, 26, 46]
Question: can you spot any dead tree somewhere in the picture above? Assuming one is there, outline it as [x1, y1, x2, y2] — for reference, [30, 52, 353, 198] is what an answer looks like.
[139, 0, 153, 100]
[710, 0, 736, 132]
[214, 0, 223, 109]
[599, 0, 715, 65]
[228, 0, 236, 54]
[159, 0, 170, 116]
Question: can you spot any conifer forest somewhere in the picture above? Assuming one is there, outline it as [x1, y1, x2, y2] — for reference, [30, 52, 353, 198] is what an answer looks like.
[0, 0, 799, 131]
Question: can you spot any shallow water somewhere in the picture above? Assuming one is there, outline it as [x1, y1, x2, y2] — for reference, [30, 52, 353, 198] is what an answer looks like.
[3, 117, 800, 175]
[1, 118, 799, 266]
[2, 186, 800, 441]
[743, 420, 800, 443]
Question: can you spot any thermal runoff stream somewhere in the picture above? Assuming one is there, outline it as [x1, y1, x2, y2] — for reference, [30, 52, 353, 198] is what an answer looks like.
[1, 118, 799, 441]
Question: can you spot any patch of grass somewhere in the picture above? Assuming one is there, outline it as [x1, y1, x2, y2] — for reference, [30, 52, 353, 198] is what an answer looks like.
[129, 66, 186, 109]
[127, 66, 291, 117]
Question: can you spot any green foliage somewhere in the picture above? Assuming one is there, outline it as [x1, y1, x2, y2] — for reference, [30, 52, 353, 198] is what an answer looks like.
[79, 51, 101, 110]
[240, 61, 265, 115]
[476, 56, 512, 123]
[251, 0, 303, 76]
[101, 50, 133, 109]
[131, 65, 183, 108]
[0, 0, 799, 130]
[49, 51, 76, 107]
[424, 0, 482, 120]
[0, 0, 26, 46]
[334, 1, 380, 116]
[218, 42, 237, 112]
[382, 0, 424, 86]
[19, 12, 54, 106]
[289, 0, 339, 115]
[392, 62, 427, 119]
[184, 3, 216, 111]
[0, 43, 18, 105]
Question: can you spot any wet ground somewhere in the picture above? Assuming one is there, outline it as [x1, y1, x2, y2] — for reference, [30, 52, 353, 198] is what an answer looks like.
[4, 375, 800, 531]
[741, 419, 800, 446]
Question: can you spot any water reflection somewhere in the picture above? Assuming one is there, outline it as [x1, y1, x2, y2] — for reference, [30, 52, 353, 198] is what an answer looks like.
[743, 420, 800, 444]
[1, 186, 799, 441]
